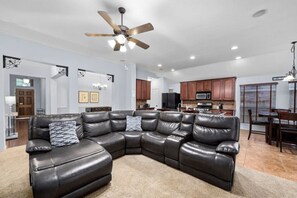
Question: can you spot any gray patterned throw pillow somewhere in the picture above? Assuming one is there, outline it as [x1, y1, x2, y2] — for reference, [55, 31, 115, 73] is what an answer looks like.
[126, 116, 143, 131]
[49, 121, 79, 147]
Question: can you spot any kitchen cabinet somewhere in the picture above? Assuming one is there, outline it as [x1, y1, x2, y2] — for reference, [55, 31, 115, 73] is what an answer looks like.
[188, 81, 197, 100]
[196, 80, 212, 92]
[136, 79, 142, 100]
[180, 82, 188, 100]
[136, 79, 151, 100]
[211, 79, 223, 100]
[203, 80, 212, 91]
[223, 78, 235, 100]
[211, 77, 235, 101]
[196, 81, 204, 92]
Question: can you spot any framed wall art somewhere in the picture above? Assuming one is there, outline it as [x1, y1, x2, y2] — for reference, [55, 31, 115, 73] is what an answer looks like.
[90, 91, 99, 103]
[78, 91, 89, 103]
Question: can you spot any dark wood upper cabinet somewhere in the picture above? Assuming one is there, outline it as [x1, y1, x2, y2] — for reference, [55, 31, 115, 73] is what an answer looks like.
[211, 78, 235, 101]
[196, 81, 204, 92]
[188, 81, 197, 100]
[196, 80, 212, 92]
[136, 79, 142, 100]
[222, 78, 235, 100]
[136, 79, 151, 100]
[211, 79, 223, 100]
[181, 77, 235, 101]
[146, 81, 151, 100]
[180, 82, 188, 100]
[203, 80, 212, 91]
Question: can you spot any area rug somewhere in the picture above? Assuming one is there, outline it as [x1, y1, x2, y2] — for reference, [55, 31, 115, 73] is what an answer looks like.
[1, 146, 297, 198]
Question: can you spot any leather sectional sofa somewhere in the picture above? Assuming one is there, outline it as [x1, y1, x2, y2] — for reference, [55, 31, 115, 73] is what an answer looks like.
[26, 110, 240, 197]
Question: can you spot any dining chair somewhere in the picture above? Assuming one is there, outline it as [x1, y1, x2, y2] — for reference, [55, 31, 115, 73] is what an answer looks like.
[278, 112, 297, 152]
[271, 109, 291, 146]
[248, 109, 269, 140]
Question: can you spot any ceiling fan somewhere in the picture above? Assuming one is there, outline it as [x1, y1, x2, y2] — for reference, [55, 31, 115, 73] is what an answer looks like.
[85, 7, 154, 51]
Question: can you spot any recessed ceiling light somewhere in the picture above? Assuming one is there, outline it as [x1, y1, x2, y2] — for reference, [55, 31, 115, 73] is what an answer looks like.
[231, 46, 238, 50]
[252, 9, 267, 18]
[157, 64, 162, 67]
[190, 56, 195, 60]
[235, 56, 242, 60]
[171, 69, 175, 72]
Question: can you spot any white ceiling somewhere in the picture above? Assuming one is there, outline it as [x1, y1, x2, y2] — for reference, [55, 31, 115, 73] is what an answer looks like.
[0, 0, 297, 73]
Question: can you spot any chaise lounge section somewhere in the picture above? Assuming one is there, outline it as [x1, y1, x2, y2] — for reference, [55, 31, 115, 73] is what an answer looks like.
[26, 110, 240, 197]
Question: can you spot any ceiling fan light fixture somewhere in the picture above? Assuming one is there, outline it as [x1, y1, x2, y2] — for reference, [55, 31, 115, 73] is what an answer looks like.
[108, 40, 116, 49]
[116, 34, 126, 45]
[120, 45, 127, 53]
[128, 41, 136, 49]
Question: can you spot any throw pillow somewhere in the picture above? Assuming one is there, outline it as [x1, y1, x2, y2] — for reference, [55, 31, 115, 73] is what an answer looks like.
[49, 121, 79, 147]
[126, 116, 143, 131]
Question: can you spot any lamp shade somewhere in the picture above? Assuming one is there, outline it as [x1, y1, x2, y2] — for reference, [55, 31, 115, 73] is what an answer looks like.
[5, 96, 16, 105]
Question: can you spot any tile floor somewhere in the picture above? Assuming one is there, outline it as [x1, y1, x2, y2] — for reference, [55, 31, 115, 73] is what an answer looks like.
[238, 130, 297, 182]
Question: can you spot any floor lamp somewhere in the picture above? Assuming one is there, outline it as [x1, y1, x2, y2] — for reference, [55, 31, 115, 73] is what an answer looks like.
[5, 96, 18, 140]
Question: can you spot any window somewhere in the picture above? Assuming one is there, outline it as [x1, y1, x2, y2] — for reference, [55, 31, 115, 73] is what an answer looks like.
[240, 83, 277, 123]
[16, 78, 33, 87]
[289, 82, 297, 112]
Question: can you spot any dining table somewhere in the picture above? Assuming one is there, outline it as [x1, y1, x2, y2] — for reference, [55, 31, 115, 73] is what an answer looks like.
[258, 112, 278, 145]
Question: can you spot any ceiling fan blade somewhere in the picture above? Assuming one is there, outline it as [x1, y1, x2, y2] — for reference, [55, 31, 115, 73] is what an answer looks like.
[98, 11, 121, 32]
[126, 23, 154, 36]
[114, 41, 121, 51]
[127, 37, 150, 49]
[85, 33, 115, 37]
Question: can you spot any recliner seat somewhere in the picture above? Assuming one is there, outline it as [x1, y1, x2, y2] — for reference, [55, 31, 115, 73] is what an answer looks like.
[179, 114, 240, 191]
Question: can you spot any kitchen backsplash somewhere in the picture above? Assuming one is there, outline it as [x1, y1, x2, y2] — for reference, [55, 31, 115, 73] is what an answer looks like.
[182, 100, 235, 110]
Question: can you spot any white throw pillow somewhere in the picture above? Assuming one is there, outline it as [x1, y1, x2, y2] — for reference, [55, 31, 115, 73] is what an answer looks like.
[49, 121, 79, 147]
[126, 116, 143, 131]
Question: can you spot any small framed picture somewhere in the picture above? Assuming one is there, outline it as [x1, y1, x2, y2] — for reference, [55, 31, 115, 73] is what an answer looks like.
[90, 92, 99, 103]
[78, 91, 89, 103]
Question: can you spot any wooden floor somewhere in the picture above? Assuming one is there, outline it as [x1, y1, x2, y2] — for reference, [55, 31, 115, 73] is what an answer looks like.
[5, 123, 297, 182]
[5, 118, 29, 148]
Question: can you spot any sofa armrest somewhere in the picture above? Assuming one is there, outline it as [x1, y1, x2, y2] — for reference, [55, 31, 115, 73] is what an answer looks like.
[216, 141, 240, 156]
[171, 130, 192, 140]
[26, 139, 52, 154]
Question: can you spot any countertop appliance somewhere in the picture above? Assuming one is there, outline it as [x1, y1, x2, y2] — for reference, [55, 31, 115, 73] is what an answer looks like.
[196, 91, 211, 100]
[162, 93, 181, 110]
[197, 102, 213, 113]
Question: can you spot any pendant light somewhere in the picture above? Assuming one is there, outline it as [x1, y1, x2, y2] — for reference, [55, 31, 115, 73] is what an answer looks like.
[284, 41, 297, 81]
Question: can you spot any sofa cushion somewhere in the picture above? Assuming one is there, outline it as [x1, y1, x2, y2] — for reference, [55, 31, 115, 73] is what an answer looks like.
[29, 114, 83, 141]
[49, 121, 79, 147]
[30, 139, 105, 171]
[193, 115, 240, 145]
[141, 132, 167, 155]
[180, 113, 195, 132]
[82, 112, 111, 137]
[134, 110, 159, 131]
[179, 141, 234, 181]
[109, 111, 134, 131]
[126, 116, 143, 131]
[87, 133, 125, 153]
[156, 112, 183, 135]
[118, 131, 143, 148]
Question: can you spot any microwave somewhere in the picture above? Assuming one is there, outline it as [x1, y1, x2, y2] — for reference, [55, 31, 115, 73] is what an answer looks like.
[196, 91, 212, 100]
